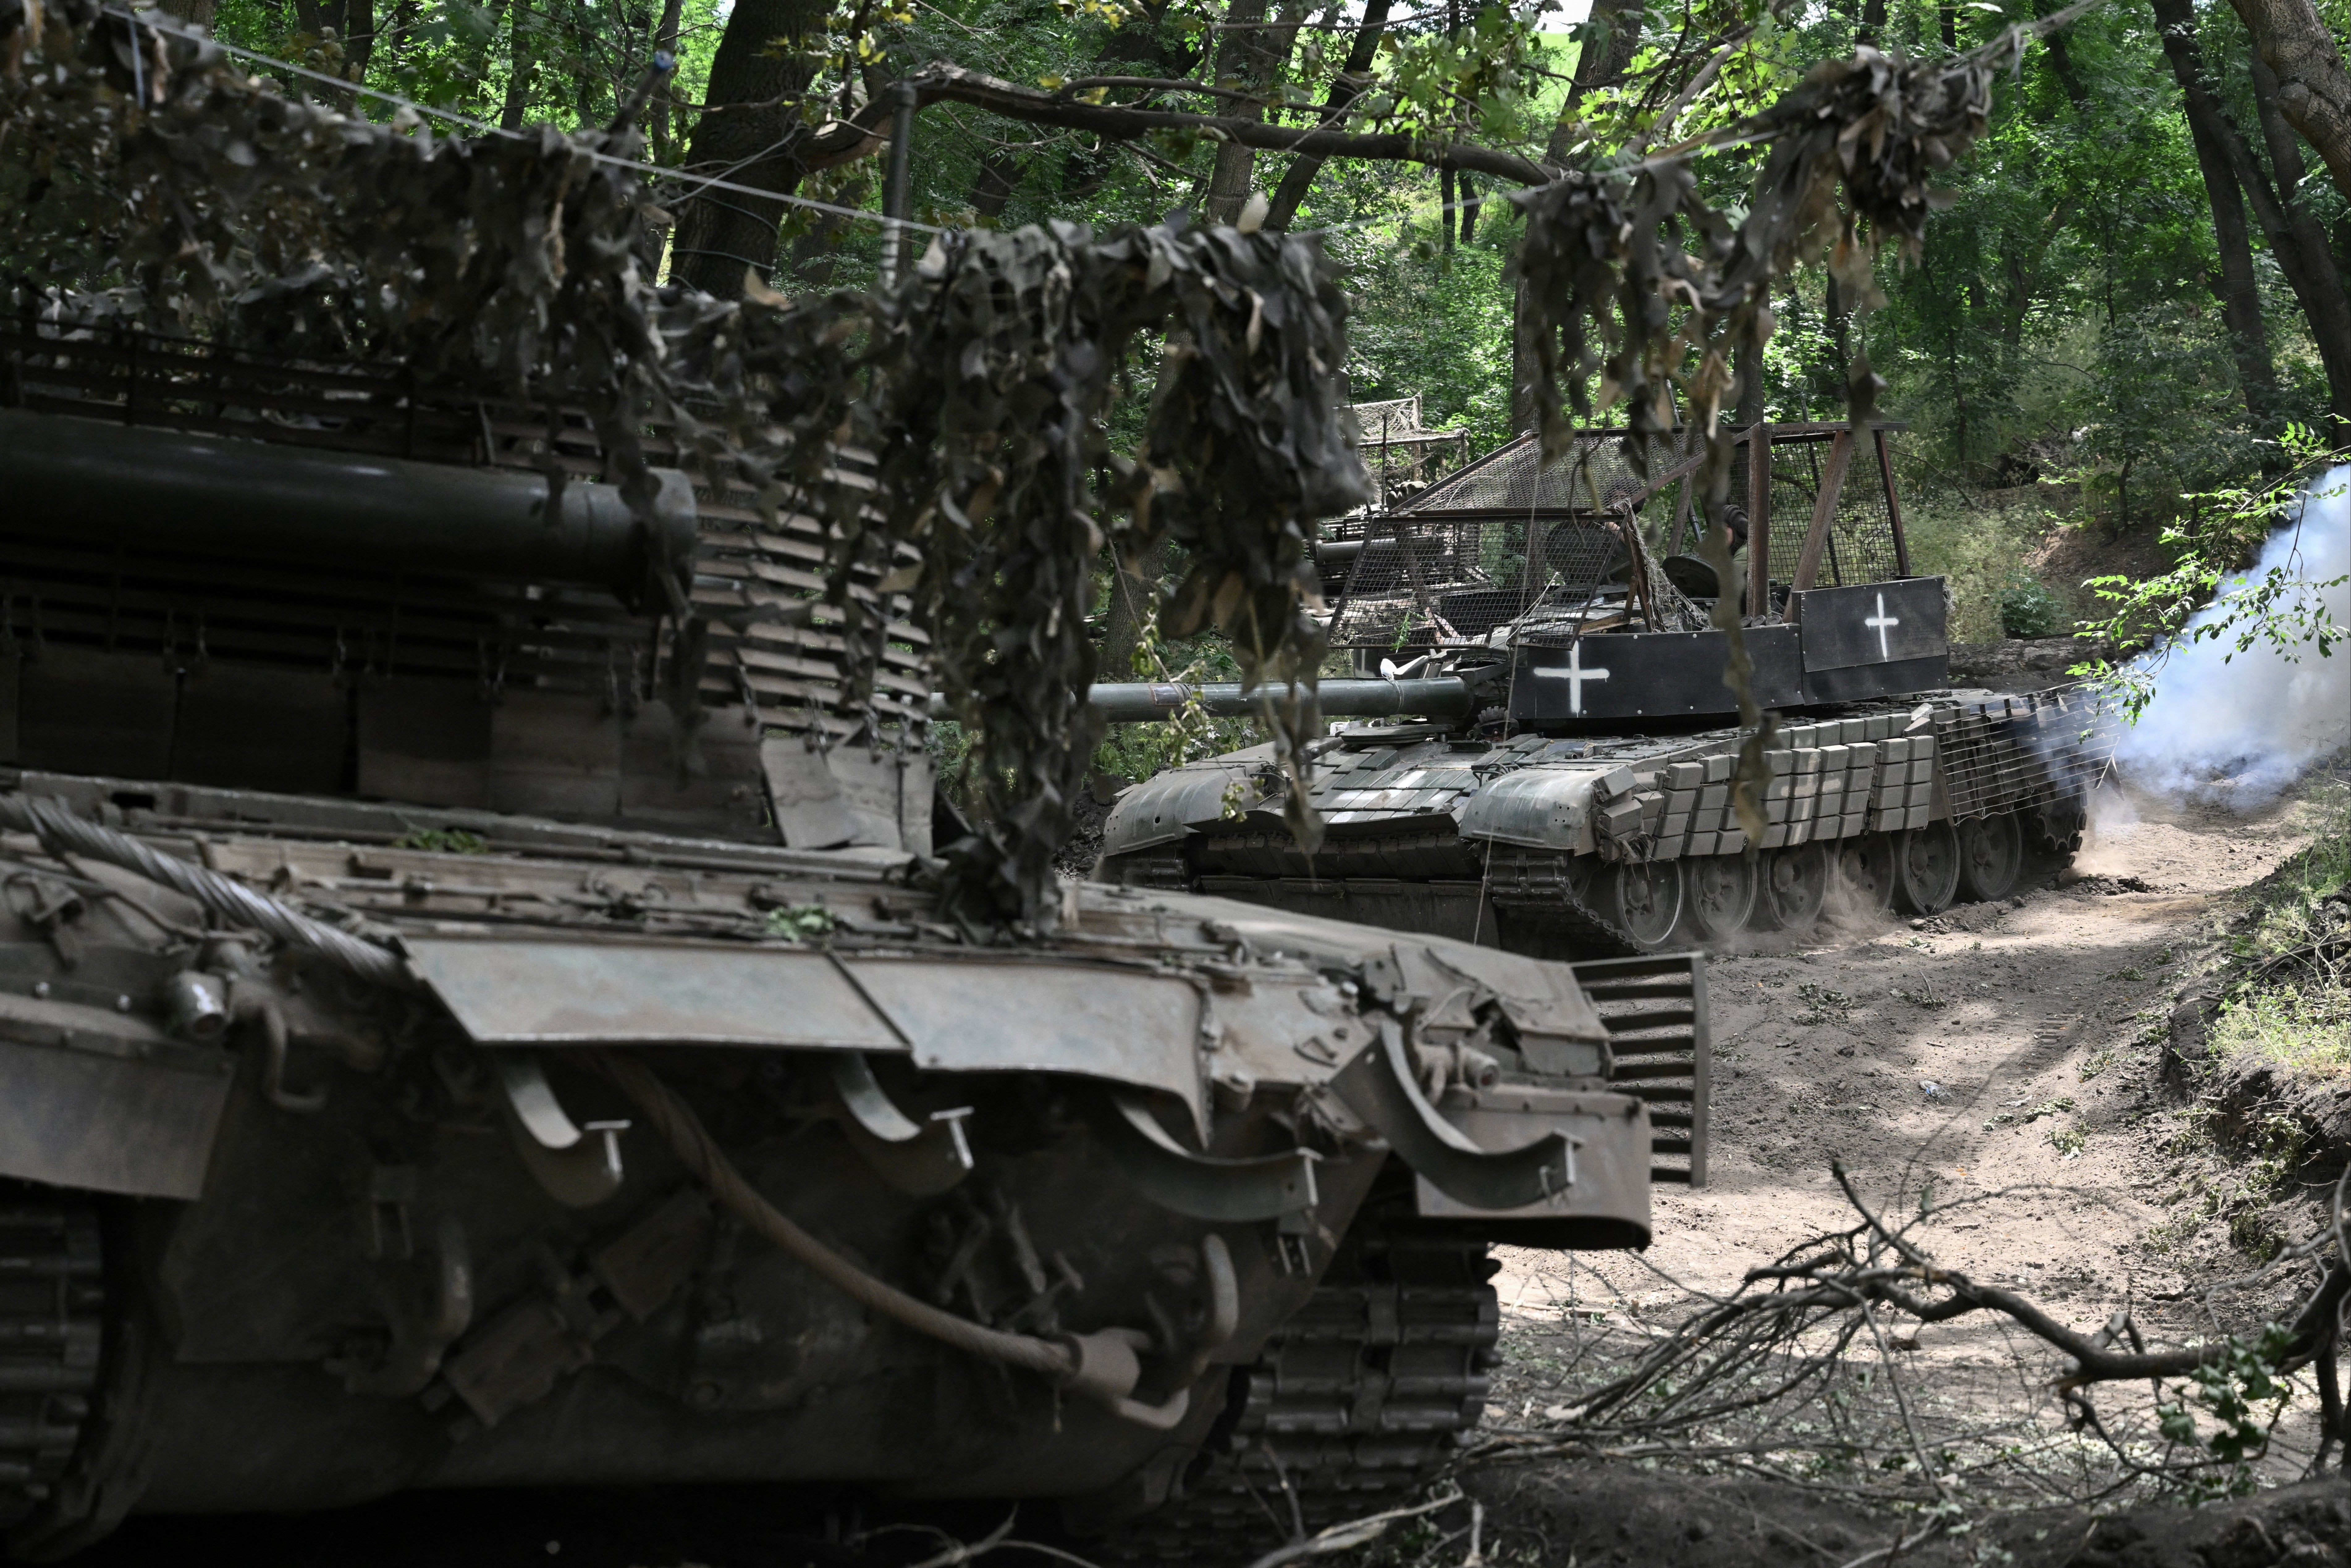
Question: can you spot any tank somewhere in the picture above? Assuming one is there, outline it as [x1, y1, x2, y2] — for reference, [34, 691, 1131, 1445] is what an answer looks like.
[1096, 424, 2115, 955]
[0, 326, 1705, 1561]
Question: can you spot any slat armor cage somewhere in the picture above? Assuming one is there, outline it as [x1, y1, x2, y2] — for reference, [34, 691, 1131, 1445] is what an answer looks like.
[1322, 422, 1912, 654]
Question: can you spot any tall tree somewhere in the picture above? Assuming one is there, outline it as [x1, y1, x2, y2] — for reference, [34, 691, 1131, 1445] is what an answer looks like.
[2225, 0, 2351, 202]
[668, 0, 830, 296]
[1264, 0, 1392, 229]
[2149, 0, 2279, 426]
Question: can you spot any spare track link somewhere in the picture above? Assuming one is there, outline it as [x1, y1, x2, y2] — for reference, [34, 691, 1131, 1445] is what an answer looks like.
[0, 1187, 103, 1531]
[1134, 1226, 1500, 1562]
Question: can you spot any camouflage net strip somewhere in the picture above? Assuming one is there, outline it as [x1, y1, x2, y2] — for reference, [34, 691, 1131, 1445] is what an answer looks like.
[0, 0, 2070, 923]
[0, 2, 1365, 926]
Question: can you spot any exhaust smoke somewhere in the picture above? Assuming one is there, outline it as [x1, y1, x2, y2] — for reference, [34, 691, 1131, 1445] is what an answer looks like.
[2111, 465, 2350, 805]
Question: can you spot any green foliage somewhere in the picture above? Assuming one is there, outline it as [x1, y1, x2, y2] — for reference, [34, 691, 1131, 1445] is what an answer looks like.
[211, 0, 729, 163]
[2206, 780, 2351, 1078]
[2155, 1324, 2294, 1494]
[1089, 609, 1261, 784]
[393, 828, 490, 854]
[1900, 494, 2054, 643]
[1996, 571, 2064, 638]
[2072, 431, 2349, 722]
[764, 904, 839, 941]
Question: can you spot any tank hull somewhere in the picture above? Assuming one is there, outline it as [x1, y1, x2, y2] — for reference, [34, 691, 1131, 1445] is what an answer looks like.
[0, 772, 1682, 1557]
[1099, 687, 2110, 957]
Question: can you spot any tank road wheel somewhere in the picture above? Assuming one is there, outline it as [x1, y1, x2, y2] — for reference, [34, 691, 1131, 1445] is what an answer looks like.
[1754, 843, 1829, 932]
[1956, 812, 2024, 902]
[1894, 822, 1962, 916]
[1597, 860, 1684, 951]
[1832, 834, 1897, 918]
[1681, 853, 1757, 947]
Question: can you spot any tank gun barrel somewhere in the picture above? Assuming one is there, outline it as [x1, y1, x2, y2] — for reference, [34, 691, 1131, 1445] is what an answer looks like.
[0, 409, 698, 604]
[1087, 677, 1475, 723]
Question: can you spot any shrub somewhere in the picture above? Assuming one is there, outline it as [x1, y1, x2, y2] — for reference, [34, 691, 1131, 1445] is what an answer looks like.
[1998, 571, 2066, 638]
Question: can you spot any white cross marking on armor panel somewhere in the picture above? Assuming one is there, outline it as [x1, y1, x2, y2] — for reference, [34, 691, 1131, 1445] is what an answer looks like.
[1536, 641, 1611, 715]
[1864, 592, 1901, 660]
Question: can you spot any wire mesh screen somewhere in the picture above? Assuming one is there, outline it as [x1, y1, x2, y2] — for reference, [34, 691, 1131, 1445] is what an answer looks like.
[1325, 515, 1535, 649]
[1322, 426, 1902, 651]
[1762, 432, 1901, 587]
[1351, 394, 1470, 508]
[1395, 429, 1707, 515]
[1327, 430, 1709, 650]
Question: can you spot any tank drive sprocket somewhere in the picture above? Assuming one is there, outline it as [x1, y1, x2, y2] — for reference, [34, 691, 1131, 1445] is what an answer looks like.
[1111, 1215, 1500, 1563]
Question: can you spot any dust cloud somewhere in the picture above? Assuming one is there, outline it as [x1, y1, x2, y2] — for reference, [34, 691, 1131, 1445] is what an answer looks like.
[2111, 464, 2350, 804]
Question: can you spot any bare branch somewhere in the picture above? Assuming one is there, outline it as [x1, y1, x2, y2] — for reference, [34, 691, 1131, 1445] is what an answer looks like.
[883, 62, 1555, 185]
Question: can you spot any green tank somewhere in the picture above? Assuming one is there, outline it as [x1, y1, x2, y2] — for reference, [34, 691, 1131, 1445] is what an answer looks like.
[0, 332, 1703, 1562]
[1095, 424, 2113, 955]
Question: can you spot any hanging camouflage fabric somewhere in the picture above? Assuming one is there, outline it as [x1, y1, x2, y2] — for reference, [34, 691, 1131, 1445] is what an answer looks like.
[0, 2, 1369, 925]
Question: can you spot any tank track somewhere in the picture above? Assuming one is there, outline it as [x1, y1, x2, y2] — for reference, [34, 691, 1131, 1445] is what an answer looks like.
[0, 1188, 103, 1531]
[1481, 846, 1638, 952]
[1121, 1225, 1499, 1563]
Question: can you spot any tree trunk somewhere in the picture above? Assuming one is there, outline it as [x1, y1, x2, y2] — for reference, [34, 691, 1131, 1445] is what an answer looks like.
[1264, 0, 1390, 229]
[2232, 46, 2351, 430]
[1511, 277, 1535, 433]
[648, 0, 684, 161]
[1735, 335, 1766, 428]
[2225, 0, 2351, 203]
[970, 150, 1022, 222]
[2150, 0, 2279, 426]
[498, 0, 534, 130]
[1440, 167, 1456, 251]
[1100, 539, 1171, 681]
[1546, 0, 1641, 164]
[1201, 0, 1303, 225]
[669, 0, 831, 297]
[2033, 0, 2091, 110]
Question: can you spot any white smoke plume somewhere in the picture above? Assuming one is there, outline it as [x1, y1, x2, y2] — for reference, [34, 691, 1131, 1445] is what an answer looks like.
[2112, 464, 2350, 804]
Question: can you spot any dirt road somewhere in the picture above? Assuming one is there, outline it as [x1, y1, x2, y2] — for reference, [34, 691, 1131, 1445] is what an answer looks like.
[1499, 781, 2318, 1319]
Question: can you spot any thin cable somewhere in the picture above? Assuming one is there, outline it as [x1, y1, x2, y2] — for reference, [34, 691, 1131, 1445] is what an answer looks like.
[115, 9, 942, 236]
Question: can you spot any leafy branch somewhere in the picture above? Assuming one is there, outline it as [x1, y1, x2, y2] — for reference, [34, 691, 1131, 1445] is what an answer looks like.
[2072, 427, 2350, 723]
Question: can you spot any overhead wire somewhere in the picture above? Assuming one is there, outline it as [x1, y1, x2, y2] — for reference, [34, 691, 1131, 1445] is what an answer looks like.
[109, 7, 948, 236]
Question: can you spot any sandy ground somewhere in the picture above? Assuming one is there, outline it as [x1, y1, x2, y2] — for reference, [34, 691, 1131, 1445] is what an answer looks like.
[1483, 774, 2340, 1489]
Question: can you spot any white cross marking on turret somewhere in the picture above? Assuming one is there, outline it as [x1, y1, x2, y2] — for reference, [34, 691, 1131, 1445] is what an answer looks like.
[1536, 640, 1611, 715]
[1865, 592, 1901, 660]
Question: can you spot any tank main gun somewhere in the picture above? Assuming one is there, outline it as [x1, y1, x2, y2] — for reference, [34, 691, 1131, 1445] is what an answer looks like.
[1086, 676, 1481, 723]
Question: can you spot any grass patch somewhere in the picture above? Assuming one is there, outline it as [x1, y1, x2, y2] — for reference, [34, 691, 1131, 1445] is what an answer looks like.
[1902, 493, 2064, 643]
[2206, 777, 2351, 1076]
[2209, 986, 2351, 1076]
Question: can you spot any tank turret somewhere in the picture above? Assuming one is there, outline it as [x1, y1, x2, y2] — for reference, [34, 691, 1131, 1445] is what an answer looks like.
[1097, 424, 2113, 955]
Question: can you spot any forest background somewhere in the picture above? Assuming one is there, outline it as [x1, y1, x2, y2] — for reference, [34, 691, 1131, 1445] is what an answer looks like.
[151, 0, 2351, 761]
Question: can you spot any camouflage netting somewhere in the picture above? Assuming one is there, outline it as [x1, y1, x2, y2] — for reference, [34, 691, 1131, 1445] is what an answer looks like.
[0, 0, 1365, 925]
[0, 0, 2060, 919]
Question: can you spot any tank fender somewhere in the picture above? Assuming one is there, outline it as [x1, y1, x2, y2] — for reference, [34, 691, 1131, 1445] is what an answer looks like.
[1455, 764, 1610, 854]
[0, 989, 235, 1199]
[404, 935, 1214, 1134]
[1410, 1086, 1653, 1244]
[1098, 745, 1279, 858]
